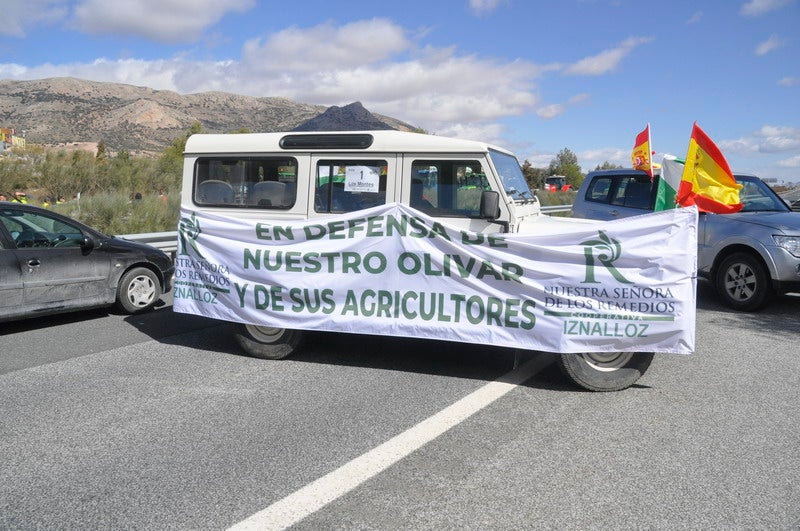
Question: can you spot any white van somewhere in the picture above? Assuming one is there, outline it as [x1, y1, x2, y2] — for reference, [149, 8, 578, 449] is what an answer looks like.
[177, 131, 697, 391]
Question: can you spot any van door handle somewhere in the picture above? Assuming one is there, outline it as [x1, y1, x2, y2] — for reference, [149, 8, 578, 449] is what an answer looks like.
[27, 259, 41, 267]
[610, 209, 620, 217]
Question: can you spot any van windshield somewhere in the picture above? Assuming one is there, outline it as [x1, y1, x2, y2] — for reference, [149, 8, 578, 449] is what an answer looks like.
[489, 149, 535, 201]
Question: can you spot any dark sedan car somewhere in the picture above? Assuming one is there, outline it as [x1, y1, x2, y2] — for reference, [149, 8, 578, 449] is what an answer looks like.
[0, 201, 174, 322]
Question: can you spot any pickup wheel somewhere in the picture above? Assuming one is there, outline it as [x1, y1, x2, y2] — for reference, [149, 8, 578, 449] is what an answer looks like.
[234, 324, 303, 360]
[715, 252, 772, 311]
[557, 352, 654, 392]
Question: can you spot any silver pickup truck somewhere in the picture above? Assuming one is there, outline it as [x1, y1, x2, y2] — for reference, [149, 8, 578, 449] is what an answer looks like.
[572, 169, 800, 311]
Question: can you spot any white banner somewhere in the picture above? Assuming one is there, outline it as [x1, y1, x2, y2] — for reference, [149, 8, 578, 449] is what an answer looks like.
[173, 203, 697, 354]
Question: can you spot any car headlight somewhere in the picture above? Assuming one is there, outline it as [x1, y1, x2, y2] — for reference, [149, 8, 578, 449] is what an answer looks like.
[773, 235, 800, 257]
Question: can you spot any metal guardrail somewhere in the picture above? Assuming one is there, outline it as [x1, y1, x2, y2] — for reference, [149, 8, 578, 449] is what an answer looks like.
[122, 188, 800, 246]
[540, 205, 573, 214]
[121, 205, 575, 253]
[119, 231, 178, 254]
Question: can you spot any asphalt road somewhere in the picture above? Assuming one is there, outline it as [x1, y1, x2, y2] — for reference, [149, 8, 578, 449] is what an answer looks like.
[1, 283, 799, 530]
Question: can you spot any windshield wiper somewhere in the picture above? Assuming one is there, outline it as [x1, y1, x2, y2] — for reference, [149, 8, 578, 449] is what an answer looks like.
[507, 188, 535, 201]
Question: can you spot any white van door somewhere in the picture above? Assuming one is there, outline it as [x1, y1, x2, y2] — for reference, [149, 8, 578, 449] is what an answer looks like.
[401, 154, 507, 234]
[307, 154, 398, 218]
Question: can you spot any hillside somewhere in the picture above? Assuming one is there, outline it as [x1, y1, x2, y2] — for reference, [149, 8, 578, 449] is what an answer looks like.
[0, 77, 415, 152]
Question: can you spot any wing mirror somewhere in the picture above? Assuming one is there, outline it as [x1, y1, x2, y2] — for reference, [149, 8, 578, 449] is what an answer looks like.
[480, 190, 501, 220]
[80, 234, 95, 252]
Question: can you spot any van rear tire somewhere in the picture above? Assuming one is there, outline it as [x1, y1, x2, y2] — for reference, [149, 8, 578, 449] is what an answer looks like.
[234, 324, 303, 360]
[557, 352, 654, 392]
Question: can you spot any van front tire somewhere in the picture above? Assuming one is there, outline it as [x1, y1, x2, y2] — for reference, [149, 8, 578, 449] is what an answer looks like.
[234, 324, 302, 360]
[557, 352, 654, 392]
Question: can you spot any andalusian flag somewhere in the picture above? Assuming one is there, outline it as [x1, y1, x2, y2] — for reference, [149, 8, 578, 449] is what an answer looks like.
[631, 124, 653, 178]
[678, 123, 743, 213]
[654, 155, 683, 211]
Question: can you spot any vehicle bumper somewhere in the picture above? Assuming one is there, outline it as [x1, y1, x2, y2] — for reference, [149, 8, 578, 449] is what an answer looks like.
[770, 249, 800, 293]
[163, 265, 175, 292]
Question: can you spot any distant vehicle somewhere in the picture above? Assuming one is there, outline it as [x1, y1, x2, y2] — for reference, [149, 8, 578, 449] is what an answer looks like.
[572, 169, 800, 311]
[544, 176, 573, 192]
[0, 202, 174, 322]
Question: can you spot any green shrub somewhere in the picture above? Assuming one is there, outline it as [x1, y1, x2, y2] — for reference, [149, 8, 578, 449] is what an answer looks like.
[537, 190, 575, 218]
[537, 190, 576, 207]
[51, 192, 180, 235]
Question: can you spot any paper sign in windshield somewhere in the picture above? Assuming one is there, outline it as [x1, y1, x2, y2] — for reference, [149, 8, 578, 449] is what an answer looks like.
[344, 165, 380, 193]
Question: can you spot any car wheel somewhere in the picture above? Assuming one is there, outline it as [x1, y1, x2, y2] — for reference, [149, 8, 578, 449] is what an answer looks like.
[715, 252, 772, 311]
[557, 351, 654, 392]
[234, 324, 303, 360]
[116, 267, 161, 314]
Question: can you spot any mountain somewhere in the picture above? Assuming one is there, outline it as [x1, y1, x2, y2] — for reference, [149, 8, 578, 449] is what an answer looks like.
[0, 77, 416, 153]
[292, 101, 392, 131]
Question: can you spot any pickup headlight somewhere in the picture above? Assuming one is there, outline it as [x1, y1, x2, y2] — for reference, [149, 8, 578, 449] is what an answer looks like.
[773, 235, 800, 257]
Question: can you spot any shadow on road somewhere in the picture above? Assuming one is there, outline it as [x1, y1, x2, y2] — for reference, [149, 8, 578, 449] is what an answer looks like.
[122, 282, 799, 393]
[696, 279, 800, 338]
[293, 330, 587, 391]
[124, 308, 579, 390]
[0, 307, 112, 335]
[1, 297, 168, 336]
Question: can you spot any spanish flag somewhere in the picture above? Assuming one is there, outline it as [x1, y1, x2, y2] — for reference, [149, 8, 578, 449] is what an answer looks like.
[678, 123, 743, 214]
[631, 124, 653, 178]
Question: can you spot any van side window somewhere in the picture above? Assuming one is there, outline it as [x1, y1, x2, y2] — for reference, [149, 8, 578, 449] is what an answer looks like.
[194, 157, 298, 208]
[586, 177, 613, 203]
[611, 177, 653, 210]
[586, 176, 653, 210]
[410, 160, 487, 216]
[315, 160, 387, 213]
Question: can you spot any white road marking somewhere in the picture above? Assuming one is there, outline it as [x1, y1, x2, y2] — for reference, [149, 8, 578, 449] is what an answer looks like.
[228, 354, 553, 531]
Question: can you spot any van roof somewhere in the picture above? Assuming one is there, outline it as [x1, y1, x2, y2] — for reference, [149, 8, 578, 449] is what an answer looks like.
[183, 130, 514, 156]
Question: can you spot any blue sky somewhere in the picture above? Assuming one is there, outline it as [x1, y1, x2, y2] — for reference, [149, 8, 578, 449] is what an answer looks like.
[2, 0, 799, 182]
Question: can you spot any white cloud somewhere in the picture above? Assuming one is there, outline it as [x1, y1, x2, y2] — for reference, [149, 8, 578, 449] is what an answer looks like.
[519, 146, 630, 173]
[564, 36, 653, 76]
[0, 57, 216, 94]
[719, 125, 800, 155]
[0, 63, 30, 77]
[740, 0, 793, 16]
[718, 137, 760, 156]
[435, 122, 506, 144]
[0, 18, 548, 136]
[777, 155, 800, 167]
[686, 11, 703, 24]
[72, 0, 255, 43]
[568, 93, 590, 105]
[579, 148, 629, 170]
[535, 93, 589, 120]
[779, 77, 800, 86]
[241, 19, 411, 73]
[229, 20, 545, 131]
[755, 34, 785, 55]
[524, 153, 555, 168]
[756, 125, 800, 152]
[1, 0, 67, 37]
[469, 0, 502, 15]
[536, 104, 565, 119]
